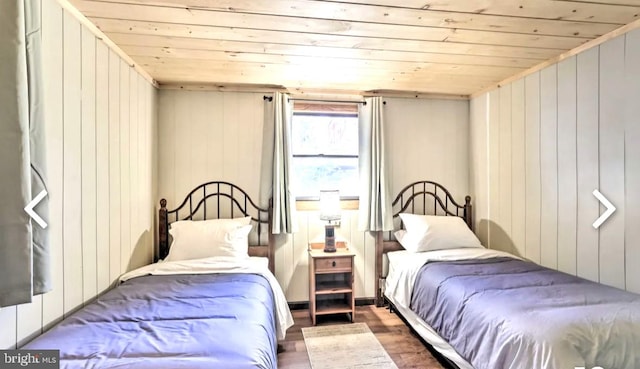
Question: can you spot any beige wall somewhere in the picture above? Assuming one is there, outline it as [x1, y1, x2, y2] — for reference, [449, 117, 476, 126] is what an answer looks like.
[385, 98, 470, 202]
[157, 90, 470, 302]
[0, 0, 158, 349]
[470, 29, 640, 293]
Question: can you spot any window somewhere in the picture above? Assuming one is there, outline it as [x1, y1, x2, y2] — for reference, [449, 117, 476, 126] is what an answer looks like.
[291, 112, 359, 199]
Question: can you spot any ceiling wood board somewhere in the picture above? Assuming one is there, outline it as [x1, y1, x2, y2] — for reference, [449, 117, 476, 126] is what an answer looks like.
[75, 0, 620, 37]
[556, 0, 640, 6]
[92, 17, 589, 50]
[134, 55, 522, 79]
[327, 0, 640, 24]
[69, 0, 640, 96]
[107, 33, 561, 60]
[120, 45, 535, 69]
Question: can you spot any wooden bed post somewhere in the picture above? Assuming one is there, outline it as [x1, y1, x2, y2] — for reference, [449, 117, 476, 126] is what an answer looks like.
[375, 231, 384, 307]
[464, 196, 473, 230]
[158, 199, 168, 262]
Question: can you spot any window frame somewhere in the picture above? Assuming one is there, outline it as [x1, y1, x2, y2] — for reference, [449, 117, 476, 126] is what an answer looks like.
[290, 110, 360, 201]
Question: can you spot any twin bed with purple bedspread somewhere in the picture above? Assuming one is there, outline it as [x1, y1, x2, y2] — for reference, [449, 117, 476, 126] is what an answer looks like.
[411, 256, 640, 369]
[24, 182, 293, 369]
[25, 272, 277, 369]
[378, 180, 640, 369]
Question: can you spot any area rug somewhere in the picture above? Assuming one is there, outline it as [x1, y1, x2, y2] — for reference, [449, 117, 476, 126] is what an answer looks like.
[302, 323, 398, 369]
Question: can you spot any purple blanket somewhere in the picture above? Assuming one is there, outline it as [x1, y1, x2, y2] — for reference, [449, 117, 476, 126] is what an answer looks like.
[410, 257, 640, 369]
[24, 273, 277, 369]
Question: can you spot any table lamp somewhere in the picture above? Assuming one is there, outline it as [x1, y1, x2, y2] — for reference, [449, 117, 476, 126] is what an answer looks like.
[319, 190, 341, 253]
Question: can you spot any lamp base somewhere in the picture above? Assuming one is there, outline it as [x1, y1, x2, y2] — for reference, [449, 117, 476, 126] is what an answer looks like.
[324, 224, 337, 253]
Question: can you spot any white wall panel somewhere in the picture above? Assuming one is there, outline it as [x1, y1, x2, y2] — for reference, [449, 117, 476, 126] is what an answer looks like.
[469, 94, 489, 245]
[599, 37, 626, 290]
[0, 307, 17, 349]
[498, 85, 512, 251]
[291, 213, 311, 302]
[471, 30, 638, 292]
[557, 57, 578, 275]
[385, 98, 470, 201]
[510, 79, 526, 258]
[488, 89, 501, 249]
[62, 12, 83, 315]
[157, 91, 176, 208]
[173, 92, 195, 203]
[576, 47, 600, 283]
[151, 85, 159, 260]
[129, 71, 139, 270]
[95, 41, 111, 293]
[625, 29, 640, 294]
[1, 1, 158, 349]
[363, 226, 377, 297]
[540, 66, 558, 269]
[119, 62, 131, 273]
[139, 75, 153, 266]
[16, 296, 41, 346]
[81, 27, 97, 303]
[40, 0, 65, 333]
[221, 95, 241, 184]
[524, 73, 541, 263]
[189, 92, 209, 194]
[108, 51, 122, 282]
[204, 94, 225, 197]
[225, 93, 264, 196]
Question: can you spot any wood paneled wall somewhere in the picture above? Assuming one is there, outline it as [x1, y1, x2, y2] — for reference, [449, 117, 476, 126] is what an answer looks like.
[0, 0, 158, 349]
[470, 29, 640, 293]
[157, 91, 469, 302]
[385, 98, 470, 202]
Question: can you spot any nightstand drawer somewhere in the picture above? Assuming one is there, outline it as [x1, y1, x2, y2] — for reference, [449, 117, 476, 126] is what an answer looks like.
[315, 257, 352, 273]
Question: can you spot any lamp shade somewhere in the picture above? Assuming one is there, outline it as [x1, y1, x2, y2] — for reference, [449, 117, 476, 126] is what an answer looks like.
[319, 190, 341, 222]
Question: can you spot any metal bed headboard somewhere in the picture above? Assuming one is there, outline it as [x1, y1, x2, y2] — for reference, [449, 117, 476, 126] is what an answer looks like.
[391, 180, 472, 230]
[158, 181, 274, 272]
[375, 180, 473, 306]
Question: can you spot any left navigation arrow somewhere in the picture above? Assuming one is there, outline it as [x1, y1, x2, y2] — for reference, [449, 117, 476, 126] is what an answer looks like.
[24, 189, 48, 229]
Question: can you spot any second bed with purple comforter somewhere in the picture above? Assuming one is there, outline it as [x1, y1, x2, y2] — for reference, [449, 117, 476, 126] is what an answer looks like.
[411, 256, 640, 369]
[25, 273, 277, 369]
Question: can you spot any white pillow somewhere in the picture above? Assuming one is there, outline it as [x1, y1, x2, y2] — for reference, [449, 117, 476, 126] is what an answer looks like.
[165, 216, 252, 261]
[396, 213, 482, 252]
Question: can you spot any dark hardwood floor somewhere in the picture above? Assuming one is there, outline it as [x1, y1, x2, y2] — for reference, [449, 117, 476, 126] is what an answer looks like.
[278, 305, 450, 369]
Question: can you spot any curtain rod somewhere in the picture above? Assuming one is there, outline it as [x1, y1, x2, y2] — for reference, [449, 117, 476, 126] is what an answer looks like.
[262, 95, 387, 105]
[289, 98, 367, 105]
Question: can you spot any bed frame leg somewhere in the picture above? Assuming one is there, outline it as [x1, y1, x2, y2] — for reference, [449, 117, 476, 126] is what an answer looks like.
[375, 277, 386, 307]
[376, 297, 384, 308]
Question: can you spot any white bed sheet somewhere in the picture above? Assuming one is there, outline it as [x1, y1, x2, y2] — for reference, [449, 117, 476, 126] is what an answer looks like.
[119, 256, 294, 340]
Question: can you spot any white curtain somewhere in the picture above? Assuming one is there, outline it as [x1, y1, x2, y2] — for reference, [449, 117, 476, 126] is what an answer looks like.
[358, 97, 393, 231]
[0, 0, 50, 307]
[260, 92, 297, 234]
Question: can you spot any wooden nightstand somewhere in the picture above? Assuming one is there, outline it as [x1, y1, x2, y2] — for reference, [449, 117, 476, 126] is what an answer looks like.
[308, 243, 355, 326]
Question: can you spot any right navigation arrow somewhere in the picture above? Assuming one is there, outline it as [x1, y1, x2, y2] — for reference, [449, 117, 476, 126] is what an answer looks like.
[592, 189, 616, 229]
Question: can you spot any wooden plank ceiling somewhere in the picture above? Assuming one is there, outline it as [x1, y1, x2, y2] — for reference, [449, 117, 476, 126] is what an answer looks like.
[70, 0, 640, 96]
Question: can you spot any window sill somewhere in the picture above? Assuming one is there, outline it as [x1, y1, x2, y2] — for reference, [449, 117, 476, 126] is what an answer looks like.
[296, 199, 359, 211]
